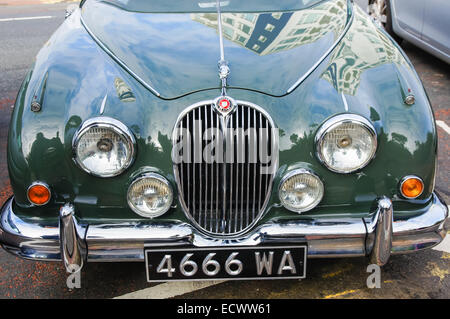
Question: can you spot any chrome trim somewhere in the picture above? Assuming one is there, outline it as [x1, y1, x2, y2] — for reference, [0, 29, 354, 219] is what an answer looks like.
[278, 169, 324, 213]
[399, 175, 424, 199]
[369, 197, 393, 266]
[127, 173, 174, 219]
[341, 92, 349, 112]
[314, 114, 378, 174]
[80, 16, 161, 97]
[26, 181, 51, 206]
[30, 101, 41, 112]
[72, 116, 136, 178]
[59, 203, 86, 272]
[404, 94, 415, 106]
[0, 194, 447, 262]
[286, 0, 355, 94]
[172, 100, 278, 238]
[99, 94, 107, 115]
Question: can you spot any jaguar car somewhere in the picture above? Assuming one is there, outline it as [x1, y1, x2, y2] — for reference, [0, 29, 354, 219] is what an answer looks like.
[0, 0, 448, 282]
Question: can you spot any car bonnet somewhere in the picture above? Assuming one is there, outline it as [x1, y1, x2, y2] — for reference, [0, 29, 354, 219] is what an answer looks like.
[81, 0, 352, 99]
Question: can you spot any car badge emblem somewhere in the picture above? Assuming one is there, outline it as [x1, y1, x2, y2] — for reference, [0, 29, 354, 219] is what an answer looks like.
[214, 96, 236, 116]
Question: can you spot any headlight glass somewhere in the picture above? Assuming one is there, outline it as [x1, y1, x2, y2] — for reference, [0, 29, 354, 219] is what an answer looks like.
[127, 173, 173, 218]
[316, 115, 377, 173]
[73, 117, 135, 177]
[279, 169, 324, 213]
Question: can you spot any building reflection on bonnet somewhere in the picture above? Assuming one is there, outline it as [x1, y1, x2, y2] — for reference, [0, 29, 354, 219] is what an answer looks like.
[192, 0, 407, 96]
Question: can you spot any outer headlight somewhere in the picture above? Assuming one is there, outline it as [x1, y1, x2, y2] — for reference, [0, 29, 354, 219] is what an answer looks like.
[315, 114, 377, 174]
[73, 117, 136, 177]
[127, 173, 173, 218]
[279, 169, 324, 213]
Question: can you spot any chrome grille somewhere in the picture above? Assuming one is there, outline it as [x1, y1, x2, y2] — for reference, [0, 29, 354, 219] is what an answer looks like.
[173, 101, 277, 236]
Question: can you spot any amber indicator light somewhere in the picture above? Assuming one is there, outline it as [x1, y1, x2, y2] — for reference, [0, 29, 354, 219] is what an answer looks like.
[401, 177, 424, 199]
[27, 184, 51, 205]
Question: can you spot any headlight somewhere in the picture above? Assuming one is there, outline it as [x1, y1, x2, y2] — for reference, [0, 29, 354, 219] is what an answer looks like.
[315, 114, 377, 173]
[73, 117, 136, 177]
[127, 173, 173, 218]
[279, 169, 324, 213]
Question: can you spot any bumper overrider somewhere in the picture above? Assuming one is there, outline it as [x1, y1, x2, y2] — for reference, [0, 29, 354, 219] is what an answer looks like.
[0, 193, 448, 272]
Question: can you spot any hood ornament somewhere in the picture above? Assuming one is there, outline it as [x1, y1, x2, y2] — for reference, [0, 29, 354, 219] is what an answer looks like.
[216, 0, 229, 96]
[213, 0, 235, 117]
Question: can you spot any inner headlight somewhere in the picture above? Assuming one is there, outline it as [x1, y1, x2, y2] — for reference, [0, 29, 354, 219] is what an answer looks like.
[315, 114, 377, 173]
[279, 169, 324, 213]
[73, 117, 136, 177]
[127, 173, 173, 218]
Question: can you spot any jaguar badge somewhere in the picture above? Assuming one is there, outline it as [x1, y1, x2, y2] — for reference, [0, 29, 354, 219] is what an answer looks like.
[214, 96, 236, 116]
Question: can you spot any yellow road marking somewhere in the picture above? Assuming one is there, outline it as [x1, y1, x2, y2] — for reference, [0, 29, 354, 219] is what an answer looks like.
[324, 289, 359, 299]
[322, 264, 353, 279]
[427, 262, 450, 282]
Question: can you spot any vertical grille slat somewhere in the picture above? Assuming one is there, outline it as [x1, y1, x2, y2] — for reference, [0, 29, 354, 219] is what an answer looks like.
[174, 101, 276, 236]
[203, 105, 208, 228]
[228, 114, 234, 234]
[198, 107, 203, 226]
[246, 105, 251, 228]
[215, 109, 220, 233]
[192, 109, 197, 221]
[240, 105, 244, 232]
[209, 105, 214, 232]
[252, 107, 257, 220]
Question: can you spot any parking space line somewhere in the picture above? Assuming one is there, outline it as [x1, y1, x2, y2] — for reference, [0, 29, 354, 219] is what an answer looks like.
[114, 280, 225, 299]
[0, 16, 53, 22]
[436, 120, 450, 135]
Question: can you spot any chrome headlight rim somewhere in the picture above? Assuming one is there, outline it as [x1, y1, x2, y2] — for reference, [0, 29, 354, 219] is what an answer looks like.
[278, 168, 325, 213]
[127, 172, 174, 218]
[315, 114, 377, 174]
[72, 116, 136, 178]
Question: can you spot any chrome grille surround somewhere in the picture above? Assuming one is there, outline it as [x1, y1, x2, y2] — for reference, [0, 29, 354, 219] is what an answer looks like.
[172, 100, 278, 237]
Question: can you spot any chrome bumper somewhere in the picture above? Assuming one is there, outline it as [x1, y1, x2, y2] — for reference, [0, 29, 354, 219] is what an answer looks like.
[0, 193, 448, 271]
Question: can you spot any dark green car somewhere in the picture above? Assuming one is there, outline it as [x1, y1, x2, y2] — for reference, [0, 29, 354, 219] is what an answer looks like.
[1, 0, 448, 282]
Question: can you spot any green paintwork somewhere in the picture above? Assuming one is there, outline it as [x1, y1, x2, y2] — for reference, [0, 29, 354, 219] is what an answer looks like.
[7, 0, 438, 228]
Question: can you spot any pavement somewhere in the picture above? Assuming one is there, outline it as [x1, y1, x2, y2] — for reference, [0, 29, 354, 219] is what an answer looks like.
[0, 3, 449, 299]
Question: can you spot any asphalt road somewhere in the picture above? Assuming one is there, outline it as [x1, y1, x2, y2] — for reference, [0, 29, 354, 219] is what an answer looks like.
[0, 3, 448, 299]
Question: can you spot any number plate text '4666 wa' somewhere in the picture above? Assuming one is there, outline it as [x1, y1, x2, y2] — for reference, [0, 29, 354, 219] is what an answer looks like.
[145, 246, 307, 282]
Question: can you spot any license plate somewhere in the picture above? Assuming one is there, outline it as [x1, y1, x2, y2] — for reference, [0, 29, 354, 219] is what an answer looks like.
[145, 245, 307, 282]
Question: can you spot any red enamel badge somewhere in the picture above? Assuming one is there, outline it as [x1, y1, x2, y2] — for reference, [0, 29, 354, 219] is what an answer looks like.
[219, 98, 230, 110]
[214, 96, 235, 115]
